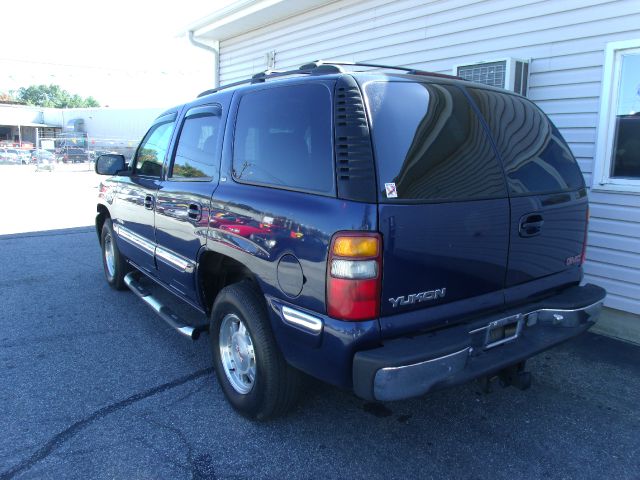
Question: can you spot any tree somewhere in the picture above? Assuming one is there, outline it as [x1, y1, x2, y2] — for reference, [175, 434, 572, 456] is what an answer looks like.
[16, 84, 100, 108]
[0, 91, 23, 104]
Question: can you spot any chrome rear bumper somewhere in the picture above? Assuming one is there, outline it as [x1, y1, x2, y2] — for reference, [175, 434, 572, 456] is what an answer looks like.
[353, 284, 606, 402]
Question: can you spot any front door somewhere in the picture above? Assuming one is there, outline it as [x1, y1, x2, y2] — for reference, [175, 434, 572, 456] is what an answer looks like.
[113, 114, 176, 275]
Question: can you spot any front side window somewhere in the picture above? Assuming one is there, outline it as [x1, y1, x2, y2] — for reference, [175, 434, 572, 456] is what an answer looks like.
[595, 41, 640, 190]
[232, 84, 334, 195]
[170, 106, 221, 180]
[133, 120, 175, 177]
[365, 81, 507, 202]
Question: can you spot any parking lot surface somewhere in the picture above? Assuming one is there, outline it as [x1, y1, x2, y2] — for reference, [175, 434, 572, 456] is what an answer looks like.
[1, 168, 639, 479]
[0, 164, 99, 235]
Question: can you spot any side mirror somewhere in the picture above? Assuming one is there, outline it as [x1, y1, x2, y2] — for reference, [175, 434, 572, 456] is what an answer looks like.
[95, 154, 126, 175]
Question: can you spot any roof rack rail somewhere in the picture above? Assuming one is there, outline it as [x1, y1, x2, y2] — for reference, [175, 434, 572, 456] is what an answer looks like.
[298, 60, 463, 80]
[197, 65, 326, 97]
[298, 62, 345, 74]
[251, 69, 290, 83]
[196, 60, 462, 98]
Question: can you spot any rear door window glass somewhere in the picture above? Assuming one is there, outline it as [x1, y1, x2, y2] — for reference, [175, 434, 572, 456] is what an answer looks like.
[232, 84, 334, 195]
[365, 81, 507, 202]
[467, 88, 585, 195]
[170, 106, 221, 179]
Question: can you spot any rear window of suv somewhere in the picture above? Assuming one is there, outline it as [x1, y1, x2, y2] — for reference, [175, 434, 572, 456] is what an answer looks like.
[467, 88, 585, 195]
[365, 81, 507, 202]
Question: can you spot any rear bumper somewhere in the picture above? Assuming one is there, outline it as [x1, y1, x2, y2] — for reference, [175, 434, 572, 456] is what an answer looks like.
[353, 283, 606, 401]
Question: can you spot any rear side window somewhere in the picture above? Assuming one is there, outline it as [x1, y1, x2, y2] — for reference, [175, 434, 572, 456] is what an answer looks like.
[365, 81, 507, 202]
[170, 105, 222, 180]
[468, 88, 585, 195]
[232, 84, 334, 195]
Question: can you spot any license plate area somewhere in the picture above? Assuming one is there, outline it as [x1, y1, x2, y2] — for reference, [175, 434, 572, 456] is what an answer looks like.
[483, 314, 524, 350]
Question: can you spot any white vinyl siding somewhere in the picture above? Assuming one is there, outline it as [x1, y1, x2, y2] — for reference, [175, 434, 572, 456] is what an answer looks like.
[218, 0, 640, 314]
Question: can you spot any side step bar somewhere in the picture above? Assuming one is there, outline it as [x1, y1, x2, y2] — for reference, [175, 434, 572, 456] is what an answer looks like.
[124, 271, 207, 340]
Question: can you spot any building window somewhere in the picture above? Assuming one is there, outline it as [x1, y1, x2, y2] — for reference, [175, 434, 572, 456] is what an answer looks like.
[594, 39, 640, 192]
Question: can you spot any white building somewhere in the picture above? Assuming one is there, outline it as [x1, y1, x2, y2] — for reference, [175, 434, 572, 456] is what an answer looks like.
[0, 103, 162, 155]
[183, 0, 640, 342]
[0, 104, 60, 146]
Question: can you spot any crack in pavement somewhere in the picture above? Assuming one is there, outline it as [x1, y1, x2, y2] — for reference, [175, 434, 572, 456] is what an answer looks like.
[0, 367, 214, 480]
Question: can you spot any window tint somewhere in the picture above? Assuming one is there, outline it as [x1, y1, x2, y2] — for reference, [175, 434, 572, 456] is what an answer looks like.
[468, 88, 585, 194]
[365, 81, 507, 202]
[170, 108, 221, 179]
[232, 84, 334, 195]
[133, 121, 174, 177]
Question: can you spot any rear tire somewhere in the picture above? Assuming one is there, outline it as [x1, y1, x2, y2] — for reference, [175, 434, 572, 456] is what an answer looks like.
[101, 218, 129, 290]
[210, 281, 301, 420]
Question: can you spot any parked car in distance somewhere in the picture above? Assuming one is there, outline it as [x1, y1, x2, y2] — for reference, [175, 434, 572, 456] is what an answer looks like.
[94, 61, 606, 420]
[4, 148, 31, 164]
[0, 148, 19, 164]
[60, 146, 89, 163]
[33, 149, 56, 171]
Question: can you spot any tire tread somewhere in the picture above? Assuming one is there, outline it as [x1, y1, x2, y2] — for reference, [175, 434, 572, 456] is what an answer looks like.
[210, 281, 301, 420]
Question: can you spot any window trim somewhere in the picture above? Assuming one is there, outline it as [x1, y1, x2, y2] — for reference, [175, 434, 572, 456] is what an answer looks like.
[593, 39, 640, 193]
[166, 103, 222, 182]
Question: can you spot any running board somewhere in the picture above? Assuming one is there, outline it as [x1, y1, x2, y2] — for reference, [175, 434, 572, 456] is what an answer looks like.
[124, 271, 207, 340]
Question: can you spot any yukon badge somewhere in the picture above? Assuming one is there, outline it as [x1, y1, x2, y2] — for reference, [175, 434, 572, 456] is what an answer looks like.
[389, 288, 446, 308]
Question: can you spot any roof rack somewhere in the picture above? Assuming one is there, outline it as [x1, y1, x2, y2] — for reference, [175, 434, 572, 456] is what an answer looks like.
[197, 60, 461, 98]
[302, 60, 463, 80]
[197, 67, 314, 98]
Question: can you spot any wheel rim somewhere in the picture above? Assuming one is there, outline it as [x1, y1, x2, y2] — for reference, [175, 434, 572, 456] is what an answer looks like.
[104, 233, 116, 278]
[219, 313, 256, 394]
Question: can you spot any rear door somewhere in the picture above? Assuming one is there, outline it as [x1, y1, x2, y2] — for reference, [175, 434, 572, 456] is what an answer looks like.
[466, 88, 587, 303]
[154, 103, 225, 302]
[363, 80, 511, 334]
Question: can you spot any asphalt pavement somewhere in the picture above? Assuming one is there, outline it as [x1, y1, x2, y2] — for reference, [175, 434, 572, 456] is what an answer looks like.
[1, 227, 639, 479]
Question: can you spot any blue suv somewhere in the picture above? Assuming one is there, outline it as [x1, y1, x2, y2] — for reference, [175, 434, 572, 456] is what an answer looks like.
[95, 61, 606, 419]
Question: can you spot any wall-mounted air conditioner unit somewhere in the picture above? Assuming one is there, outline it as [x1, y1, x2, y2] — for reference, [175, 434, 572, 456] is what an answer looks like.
[453, 58, 530, 96]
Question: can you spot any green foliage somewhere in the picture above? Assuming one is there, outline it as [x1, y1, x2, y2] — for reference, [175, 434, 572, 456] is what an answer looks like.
[16, 84, 100, 108]
[172, 162, 206, 178]
[0, 91, 22, 104]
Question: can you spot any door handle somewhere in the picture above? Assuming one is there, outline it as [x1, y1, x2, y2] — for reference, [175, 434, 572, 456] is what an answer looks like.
[187, 203, 202, 221]
[519, 213, 544, 237]
[144, 194, 154, 210]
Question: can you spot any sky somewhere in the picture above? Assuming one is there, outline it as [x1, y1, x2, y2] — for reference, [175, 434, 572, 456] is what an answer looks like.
[0, 0, 235, 108]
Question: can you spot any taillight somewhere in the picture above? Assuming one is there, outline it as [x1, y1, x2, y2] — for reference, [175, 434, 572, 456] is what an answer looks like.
[581, 206, 590, 265]
[327, 232, 382, 321]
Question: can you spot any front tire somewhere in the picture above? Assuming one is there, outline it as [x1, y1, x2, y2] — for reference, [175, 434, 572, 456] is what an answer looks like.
[210, 281, 301, 420]
[101, 218, 129, 290]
